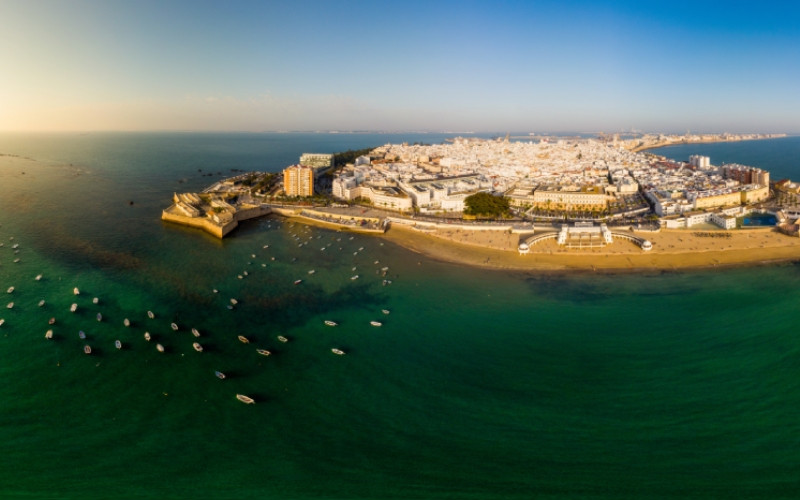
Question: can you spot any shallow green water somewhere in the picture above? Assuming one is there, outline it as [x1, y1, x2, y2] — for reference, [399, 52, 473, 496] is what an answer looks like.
[1, 133, 799, 498]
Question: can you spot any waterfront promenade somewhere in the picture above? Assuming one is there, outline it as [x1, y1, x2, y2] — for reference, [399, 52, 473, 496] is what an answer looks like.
[162, 197, 800, 272]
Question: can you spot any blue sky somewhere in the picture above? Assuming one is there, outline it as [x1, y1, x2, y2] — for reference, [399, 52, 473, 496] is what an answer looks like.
[1, 0, 798, 133]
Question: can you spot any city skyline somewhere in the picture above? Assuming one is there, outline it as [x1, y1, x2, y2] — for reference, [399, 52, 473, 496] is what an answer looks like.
[2, 0, 799, 133]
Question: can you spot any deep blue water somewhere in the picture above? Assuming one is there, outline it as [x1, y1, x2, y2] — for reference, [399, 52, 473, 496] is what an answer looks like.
[1, 133, 800, 499]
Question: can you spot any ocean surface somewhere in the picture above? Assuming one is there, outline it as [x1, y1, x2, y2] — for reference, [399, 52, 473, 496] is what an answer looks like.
[1, 132, 799, 499]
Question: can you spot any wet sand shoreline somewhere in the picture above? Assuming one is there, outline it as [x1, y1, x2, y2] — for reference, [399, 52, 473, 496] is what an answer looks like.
[380, 223, 800, 273]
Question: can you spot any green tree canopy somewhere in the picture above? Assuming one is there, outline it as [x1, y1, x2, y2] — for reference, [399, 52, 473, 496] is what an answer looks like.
[463, 192, 510, 218]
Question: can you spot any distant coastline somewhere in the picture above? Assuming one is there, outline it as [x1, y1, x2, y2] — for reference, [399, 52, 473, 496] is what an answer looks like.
[630, 133, 787, 153]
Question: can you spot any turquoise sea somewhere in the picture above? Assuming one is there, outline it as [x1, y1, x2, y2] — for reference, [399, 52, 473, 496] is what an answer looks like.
[1, 133, 800, 499]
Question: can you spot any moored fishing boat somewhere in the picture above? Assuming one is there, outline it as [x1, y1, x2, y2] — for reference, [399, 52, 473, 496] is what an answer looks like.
[236, 394, 255, 404]
[35, 274, 42, 281]
[48, 317, 55, 325]
[97, 313, 102, 322]
[6, 302, 13, 309]
[78, 330, 86, 339]
[45, 329, 53, 339]
[92, 297, 99, 305]
[193, 342, 203, 352]
[123, 318, 130, 327]
[38, 299, 45, 307]
[294, 279, 302, 285]
[144, 332, 151, 341]
[115, 340, 122, 349]
[214, 371, 226, 379]
[70, 303, 77, 313]
[170, 322, 178, 331]
[147, 310, 155, 319]
[83, 345, 91, 354]
[73, 287, 80, 295]
[256, 348, 271, 356]
[156, 343, 164, 352]
[324, 320, 337, 326]
[382, 309, 390, 315]
[238, 335, 249, 344]
[331, 348, 345, 355]
[6, 287, 13, 294]
[370, 321, 382, 327]
[277, 335, 288, 343]
[191, 328, 200, 337]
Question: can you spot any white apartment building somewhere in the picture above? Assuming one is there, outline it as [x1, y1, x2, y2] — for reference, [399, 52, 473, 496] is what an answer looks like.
[689, 155, 711, 168]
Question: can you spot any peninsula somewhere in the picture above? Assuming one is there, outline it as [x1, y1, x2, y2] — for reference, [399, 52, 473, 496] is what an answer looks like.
[162, 133, 800, 271]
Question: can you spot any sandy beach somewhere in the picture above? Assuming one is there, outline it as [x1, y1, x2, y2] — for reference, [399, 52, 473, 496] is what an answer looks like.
[381, 223, 800, 272]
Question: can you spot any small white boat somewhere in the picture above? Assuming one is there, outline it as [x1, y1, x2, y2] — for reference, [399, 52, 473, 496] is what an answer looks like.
[35, 274, 42, 281]
[48, 317, 55, 325]
[236, 394, 255, 404]
[0, 319, 4, 326]
[92, 297, 99, 305]
[238, 335, 250, 344]
[45, 329, 53, 339]
[144, 332, 151, 341]
[212, 289, 218, 294]
[70, 303, 77, 313]
[256, 348, 271, 356]
[73, 287, 80, 295]
[277, 335, 288, 343]
[115, 340, 122, 349]
[6, 302, 13, 309]
[79, 330, 86, 339]
[230, 298, 238, 306]
[12, 243, 19, 249]
[83, 345, 92, 354]
[215, 371, 226, 379]
[97, 313, 102, 322]
[324, 320, 337, 327]
[382, 309, 390, 315]
[350, 275, 359, 280]
[331, 348, 345, 355]
[352, 266, 357, 271]
[294, 279, 302, 285]
[170, 323, 178, 331]
[147, 310, 155, 319]
[38, 300, 45, 307]
[374, 260, 379, 264]
[123, 318, 130, 327]
[370, 321, 382, 327]
[193, 342, 203, 352]
[191, 328, 200, 337]
[156, 343, 165, 353]
[308, 269, 315, 275]
[6, 287, 13, 294]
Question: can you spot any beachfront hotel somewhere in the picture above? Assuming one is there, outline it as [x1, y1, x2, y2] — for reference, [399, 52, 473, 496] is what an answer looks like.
[283, 165, 314, 197]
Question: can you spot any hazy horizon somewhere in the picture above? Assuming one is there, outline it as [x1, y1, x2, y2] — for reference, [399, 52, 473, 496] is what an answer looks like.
[2, 0, 799, 134]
